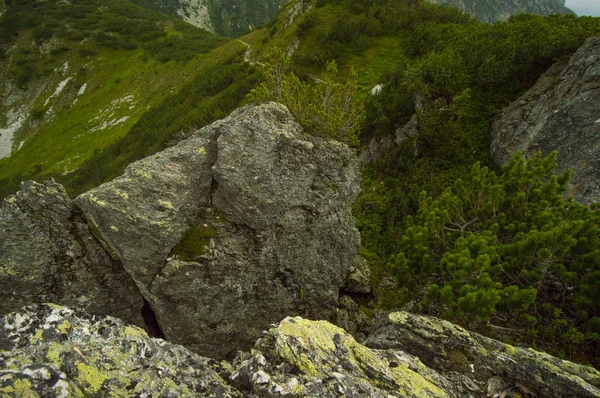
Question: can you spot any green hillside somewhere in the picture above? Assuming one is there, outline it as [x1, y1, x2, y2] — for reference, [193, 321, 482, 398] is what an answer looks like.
[0, 0, 259, 197]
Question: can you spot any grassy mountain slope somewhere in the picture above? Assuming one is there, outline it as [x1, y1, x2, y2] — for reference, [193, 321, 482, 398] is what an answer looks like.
[0, 0, 259, 197]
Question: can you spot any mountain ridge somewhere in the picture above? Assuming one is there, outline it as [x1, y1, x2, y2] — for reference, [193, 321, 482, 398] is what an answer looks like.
[426, 0, 575, 23]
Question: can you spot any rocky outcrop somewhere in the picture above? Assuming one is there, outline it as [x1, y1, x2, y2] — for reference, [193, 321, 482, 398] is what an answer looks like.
[231, 316, 452, 397]
[0, 180, 144, 327]
[3, 305, 599, 397]
[0, 304, 239, 397]
[75, 102, 361, 359]
[426, 0, 574, 23]
[365, 312, 600, 397]
[491, 37, 600, 204]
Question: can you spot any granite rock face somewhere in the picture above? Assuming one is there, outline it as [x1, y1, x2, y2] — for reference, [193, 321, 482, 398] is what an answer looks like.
[365, 312, 600, 397]
[75, 102, 361, 359]
[0, 304, 240, 397]
[426, 0, 573, 23]
[0, 180, 144, 327]
[491, 37, 600, 204]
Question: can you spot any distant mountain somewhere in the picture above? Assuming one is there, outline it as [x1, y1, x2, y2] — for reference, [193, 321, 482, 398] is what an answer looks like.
[128, 0, 290, 37]
[426, 0, 575, 23]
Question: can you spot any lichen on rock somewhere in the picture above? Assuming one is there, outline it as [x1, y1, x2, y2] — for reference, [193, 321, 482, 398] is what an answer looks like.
[230, 316, 453, 397]
[365, 311, 600, 397]
[0, 304, 240, 397]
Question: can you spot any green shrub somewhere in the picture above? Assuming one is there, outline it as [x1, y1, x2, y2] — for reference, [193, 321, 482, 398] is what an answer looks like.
[32, 26, 54, 43]
[248, 48, 364, 146]
[389, 152, 600, 364]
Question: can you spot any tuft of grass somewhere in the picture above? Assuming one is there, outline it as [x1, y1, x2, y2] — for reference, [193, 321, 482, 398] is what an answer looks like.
[171, 224, 219, 260]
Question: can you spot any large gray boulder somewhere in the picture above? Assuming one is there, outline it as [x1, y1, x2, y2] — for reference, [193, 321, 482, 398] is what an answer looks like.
[0, 180, 144, 327]
[365, 312, 600, 397]
[491, 37, 600, 204]
[75, 102, 361, 359]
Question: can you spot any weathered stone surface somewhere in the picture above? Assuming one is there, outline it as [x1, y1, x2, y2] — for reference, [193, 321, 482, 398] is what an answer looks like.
[75, 125, 218, 294]
[231, 316, 454, 397]
[334, 295, 373, 342]
[75, 103, 361, 359]
[426, 0, 573, 23]
[343, 257, 371, 294]
[0, 180, 144, 327]
[491, 37, 600, 204]
[0, 304, 240, 397]
[365, 311, 600, 397]
[2, 305, 598, 398]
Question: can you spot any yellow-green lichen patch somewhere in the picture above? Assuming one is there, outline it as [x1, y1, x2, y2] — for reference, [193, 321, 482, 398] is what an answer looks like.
[110, 225, 119, 232]
[341, 329, 448, 396]
[388, 311, 410, 324]
[121, 325, 147, 340]
[116, 191, 129, 200]
[132, 169, 152, 180]
[44, 303, 66, 310]
[30, 329, 44, 345]
[389, 311, 471, 339]
[77, 362, 108, 393]
[84, 193, 107, 207]
[5, 196, 17, 204]
[1, 378, 39, 397]
[158, 200, 174, 210]
[57, 320, 71, 335]
[46, 343, 63, 366]
[274, 317, 448, 397]
[504, 344, 520, 356]
[0, 265, 19, 277]
[197, 147, 207, 155]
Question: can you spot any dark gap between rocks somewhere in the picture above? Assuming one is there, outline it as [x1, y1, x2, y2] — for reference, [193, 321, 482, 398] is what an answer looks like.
[141, 300, 165, 339]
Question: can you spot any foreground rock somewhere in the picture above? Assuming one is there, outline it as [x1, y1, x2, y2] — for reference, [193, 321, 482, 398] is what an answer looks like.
[366, 312, 600, 397]
[3, 305, 598, 397]
[75, 102, 361, 358]
[491, 37, 600, 204]
[0, 180, 144, 327]
[231, 316, 453, 397]
[0, 304, 239, 397]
